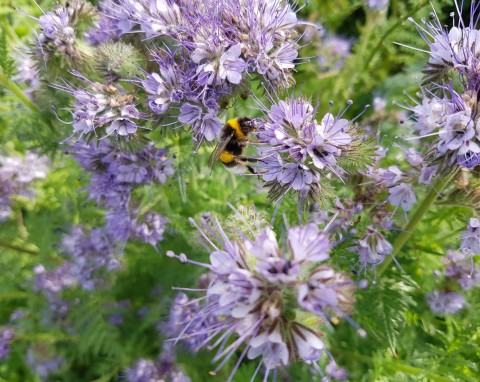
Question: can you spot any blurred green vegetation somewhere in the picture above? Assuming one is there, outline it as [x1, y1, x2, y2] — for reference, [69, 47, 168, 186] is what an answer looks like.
[0, 0, 479, 381]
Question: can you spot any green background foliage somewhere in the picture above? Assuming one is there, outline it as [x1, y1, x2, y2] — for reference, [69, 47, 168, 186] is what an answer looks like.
[0, 1, 479, 381]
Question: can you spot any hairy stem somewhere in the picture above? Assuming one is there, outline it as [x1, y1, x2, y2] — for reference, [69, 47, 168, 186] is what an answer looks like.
[0, 239, 38, 255]
[0, 71, 40, 113]
[378, 171, 457, 276]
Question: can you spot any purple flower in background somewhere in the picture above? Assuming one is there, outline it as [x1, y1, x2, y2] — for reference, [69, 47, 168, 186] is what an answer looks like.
[134, 211, 168, 246]
[166, 213, 358, 380]
[26, 347, 65, 379]
[443, 250, 480, 290]
[366, 0, 388, 11]
[405, 148, 424, 167]
[388, 183, 417, 211]
[318, 35, 352, 71]
[59, 226, 120, 290]
[162, 293, 217, 352]
[126, 359, 161, 382]
[0, 152, 49, 222]
[418, 165, 437, 185]
[0, 327, 15, 361]
[461, 218, 480, 255]
[126, 343, 191, 382]
[356, 226, 393, 269]
[410, 1, 480, 82]
[428, 290, 466, 314]
[325, 360, 348, 380]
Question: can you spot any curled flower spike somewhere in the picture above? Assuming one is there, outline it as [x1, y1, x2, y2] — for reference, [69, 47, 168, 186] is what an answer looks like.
[255, 92, 372, 207]
[53, 71, 146, 142]
[167, 211, 364, 381]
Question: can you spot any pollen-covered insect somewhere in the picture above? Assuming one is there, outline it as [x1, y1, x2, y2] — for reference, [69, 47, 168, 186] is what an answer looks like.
[208, 117, 258, 174]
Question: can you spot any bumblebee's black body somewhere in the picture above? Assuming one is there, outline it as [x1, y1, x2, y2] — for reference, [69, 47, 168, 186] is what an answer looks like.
[209, 117, 257, 174]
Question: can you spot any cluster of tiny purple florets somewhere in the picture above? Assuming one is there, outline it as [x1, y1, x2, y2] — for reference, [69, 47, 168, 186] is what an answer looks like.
[167, 214, 360, 381]
[256, 95, 364, 205]
[54, 72, 145, 140]
[0, 152, 49, 222]
[71, 140, 172, 244]
[93, 0, 303, 144]
[408, 2, 480, 170]
[428, 218, 480, 314]
[0, 327, 16, 361]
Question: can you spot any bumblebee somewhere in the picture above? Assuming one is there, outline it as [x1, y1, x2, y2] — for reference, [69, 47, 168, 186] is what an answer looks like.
[208, 117, 258, 174]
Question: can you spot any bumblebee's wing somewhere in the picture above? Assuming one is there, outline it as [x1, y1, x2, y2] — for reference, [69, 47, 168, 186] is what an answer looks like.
[208, 131, 234, 168]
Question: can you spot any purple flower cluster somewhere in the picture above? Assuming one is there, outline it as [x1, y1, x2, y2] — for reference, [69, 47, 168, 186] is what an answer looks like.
[367, 148, 437, 212]
[126, 344, 190, 382]
[366, 0, 388, 11]
[428, 249, 480, 314]
[35, 226, 119, 293]
[427, 290, 466, 315]
[167, 214, 360, 380]
[317, 35, 352, 71]
[0, 327, 15, 361]
[31, 1, 94, 60]
[26, 347, 65, 379]
[408, 2, 480, 170]
[460, 217, 480, 255]
[256, 95, 364, 205]
[95, 0, 302, 144]
[86, 0, 135, 45]
[0, 152, 49, 222]
[71, 140, 172, 244]
[55, 72, 144, 140]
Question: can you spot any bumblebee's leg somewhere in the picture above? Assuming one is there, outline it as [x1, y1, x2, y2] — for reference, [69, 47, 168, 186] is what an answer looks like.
[238, 156, 264, 163]
[246, 165, 257, 175]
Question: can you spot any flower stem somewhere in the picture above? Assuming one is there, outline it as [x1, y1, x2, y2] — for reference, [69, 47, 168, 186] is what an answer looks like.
[378, 172, 457, 276]
[0, 239, 38, 255]
[0, 71, 40, 113]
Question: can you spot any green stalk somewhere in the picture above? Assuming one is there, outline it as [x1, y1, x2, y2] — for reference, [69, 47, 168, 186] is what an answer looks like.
[0, 239, 38, 255]
[0, 71, 40, 113]
[378, 171, 457, 276]
[386, 362, 451, 382]
[335, 350, 451, 382]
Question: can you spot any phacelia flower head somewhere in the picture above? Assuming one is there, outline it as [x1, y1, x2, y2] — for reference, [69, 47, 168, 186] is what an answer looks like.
[406, 2, 480, 171]
[409, 1, 480, 84]
[30, 0, 95, 64]
[133, 211, 169, 246]
[54, 71, 144, 141]
[0, 327, 15, 361]
[442, 250, 480, 291]
[356, 226, 393, 270]
[59, 226, 120, 290]
[460, 217, 480, 255]
[0, 152, 49, 221]
[318, 35, 352, 71]
[109, 0, 304, 145]
[167, 211, 362, 380]
[427, 290, 466, 314]
[256, 94, 371, 207]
